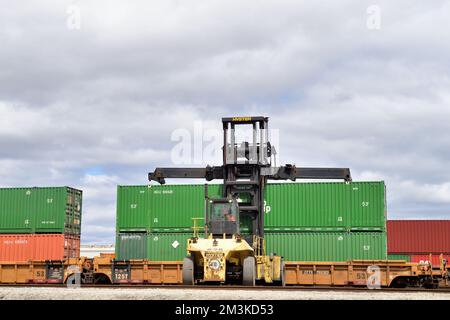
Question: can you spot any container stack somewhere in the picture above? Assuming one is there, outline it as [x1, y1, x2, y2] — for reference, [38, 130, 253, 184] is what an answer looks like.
[116, 181, 388, 262]
[263, 181, 387, 261]
[115, 185, 214, 260]
[0, 187, 82, 261]
[387, 220, 450, 266]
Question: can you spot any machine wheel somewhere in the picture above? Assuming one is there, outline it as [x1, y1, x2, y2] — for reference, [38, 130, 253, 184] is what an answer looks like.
[242, 256, 256, 286]
[182, 256, 195, 285]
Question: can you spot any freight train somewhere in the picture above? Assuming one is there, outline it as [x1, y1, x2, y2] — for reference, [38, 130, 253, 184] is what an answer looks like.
[0, 255, 449, 289]
[0, 184, 449, 288]
[1, 184, 450, 288]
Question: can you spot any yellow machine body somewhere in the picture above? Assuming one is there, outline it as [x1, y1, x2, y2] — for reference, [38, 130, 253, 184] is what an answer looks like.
[188, 235, 253, 282]
[256, 255, 283, 284]
[187, 234, 284, 284]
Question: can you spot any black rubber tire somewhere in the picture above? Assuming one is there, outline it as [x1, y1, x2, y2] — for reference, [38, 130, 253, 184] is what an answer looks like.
[182, 256, 195, 285]
[242, 256, 256, 286]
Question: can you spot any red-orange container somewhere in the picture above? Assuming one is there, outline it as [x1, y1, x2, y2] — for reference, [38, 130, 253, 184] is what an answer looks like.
[387, 220, 450, 254]
[0, 234, 80, 261]
[409, 254, 450, 267]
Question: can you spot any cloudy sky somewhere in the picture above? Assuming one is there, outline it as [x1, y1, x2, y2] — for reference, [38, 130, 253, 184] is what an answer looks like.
[1, 1, 449, 243]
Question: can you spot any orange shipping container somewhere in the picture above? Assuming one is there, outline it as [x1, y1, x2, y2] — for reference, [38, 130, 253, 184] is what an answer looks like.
[0, 234, 80, 261]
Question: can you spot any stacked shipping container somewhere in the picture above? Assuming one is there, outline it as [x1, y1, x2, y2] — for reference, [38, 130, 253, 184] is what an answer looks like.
[264, 181, 387, 261]
[116, 181, 387, 262]
[115, 184, 221, 261]
[387, 220, 450, 266]
[0, 187, 82, 261]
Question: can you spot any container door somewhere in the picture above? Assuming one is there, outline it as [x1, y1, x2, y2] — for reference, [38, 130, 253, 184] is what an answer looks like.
[117, 232, 147, 260]
[72, 190, 82, 235]
[65, 188, 82, 235]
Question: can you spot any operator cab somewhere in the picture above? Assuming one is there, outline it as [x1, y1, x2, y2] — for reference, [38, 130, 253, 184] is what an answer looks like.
[206, 197, 240, 237]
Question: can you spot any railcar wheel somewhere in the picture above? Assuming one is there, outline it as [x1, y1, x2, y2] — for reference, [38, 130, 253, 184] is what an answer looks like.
[243, 256, 256, 286]
[182, 256, 195, 285]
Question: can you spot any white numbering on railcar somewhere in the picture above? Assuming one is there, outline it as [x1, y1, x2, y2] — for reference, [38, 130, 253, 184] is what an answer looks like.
[140, 190, 145, 194]
[154, 218, 158, 223]
[26, 190, 31, 195]
[337, 216, 343, 222]
[47, 198, 53, 204]
[153, 236, 159, 241]
[338, 236, 344, 241]
[363, 245, 370, 251]
[172, 240, 179, 248]
[130, 204, 137, 209]
[362, 201, 369, 207]
[24, 219, 29, 225]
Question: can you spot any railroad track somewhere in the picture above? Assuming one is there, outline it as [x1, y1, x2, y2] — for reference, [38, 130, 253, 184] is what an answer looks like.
[2, 283, 450, 293]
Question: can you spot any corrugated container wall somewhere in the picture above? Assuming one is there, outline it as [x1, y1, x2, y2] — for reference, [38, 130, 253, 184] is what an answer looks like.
[116, 232, 190, 261]
[265, 232, 387, 262]
[387, 220, 450, 254]
[147, 232, 190, 261]
[0, 187, 82, 234]
[264, 182, 386, 231]
[387, 254, 410, 262]
[116, 233, 147, 260]
[0, 234, 80, 261]
[386, 254, 449, 266]
[116, 185, 222, 233]
[409, 254, 450, 267]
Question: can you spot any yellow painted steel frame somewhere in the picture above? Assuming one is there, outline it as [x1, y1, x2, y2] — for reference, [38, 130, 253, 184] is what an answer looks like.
[1, 258, 449, 287]
[256, 255, 282, 283]
[0, 261, 48, 284]
[187, 235, 253, 282]
[284, 260, 448, 287]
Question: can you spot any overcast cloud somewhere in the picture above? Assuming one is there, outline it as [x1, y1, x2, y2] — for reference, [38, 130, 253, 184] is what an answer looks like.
[0, 1, 449, 243]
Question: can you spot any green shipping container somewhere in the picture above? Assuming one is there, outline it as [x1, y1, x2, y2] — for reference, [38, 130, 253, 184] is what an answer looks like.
[117, 181, 386, 232]
[387, 254, 410, 262]
[265, 232, 387, 262]
[116, 184, 223, 232]
[0, 187, 82, 234]
[116, 231, 386, 262]
[264, 181, 386, 231]
[116, 232, 147, 260]
[116, 232, 191, 261]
